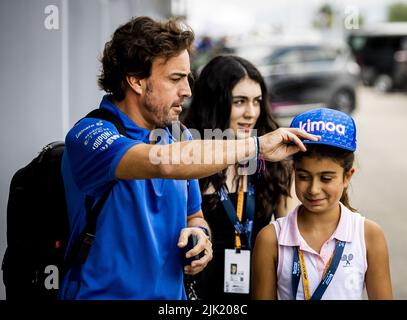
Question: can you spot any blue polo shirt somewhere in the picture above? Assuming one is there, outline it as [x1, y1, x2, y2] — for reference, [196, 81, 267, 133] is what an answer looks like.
[59, 95, 201, 300]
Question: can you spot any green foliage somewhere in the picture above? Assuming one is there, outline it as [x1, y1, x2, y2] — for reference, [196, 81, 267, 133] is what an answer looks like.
[388, 2, 407, 22]
[313, 3, 334, 29]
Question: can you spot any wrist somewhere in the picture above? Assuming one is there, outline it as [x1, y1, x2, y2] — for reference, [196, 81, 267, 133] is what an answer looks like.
[257, 135, 264, 158]
[194, 226, 211, 239]
[253, 136, 260, 160]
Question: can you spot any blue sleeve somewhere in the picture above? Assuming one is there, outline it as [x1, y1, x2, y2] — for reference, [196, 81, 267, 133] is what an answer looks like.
[187, 178, 202, 216]
[65, 118, 141, 195]
[183, 127, 202, 215]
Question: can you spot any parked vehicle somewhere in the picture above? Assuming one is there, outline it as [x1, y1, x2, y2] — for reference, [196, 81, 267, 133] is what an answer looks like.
[234, 42, 360, 117]
[347, 23, 407, 92]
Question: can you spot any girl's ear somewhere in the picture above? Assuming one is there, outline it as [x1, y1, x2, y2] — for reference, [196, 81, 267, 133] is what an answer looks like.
[126, 75, 144, 95]
[344, 167, 355, 188]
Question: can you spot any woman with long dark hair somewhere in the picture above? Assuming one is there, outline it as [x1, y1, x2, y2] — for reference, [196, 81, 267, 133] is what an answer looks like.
[183, 55, 293, 300]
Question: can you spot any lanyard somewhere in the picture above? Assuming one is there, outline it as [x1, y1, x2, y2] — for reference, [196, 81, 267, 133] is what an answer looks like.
[291, 240, 346, 300]
[217, 176, 255, 250]
[235, 181, 244, 248]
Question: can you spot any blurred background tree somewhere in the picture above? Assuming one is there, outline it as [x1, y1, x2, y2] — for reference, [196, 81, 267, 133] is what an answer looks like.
[313, 3, 334, 29]
[388, 2, 407, 22]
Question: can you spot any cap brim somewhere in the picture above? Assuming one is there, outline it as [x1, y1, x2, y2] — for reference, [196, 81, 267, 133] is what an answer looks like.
[303, 139, 356, 152]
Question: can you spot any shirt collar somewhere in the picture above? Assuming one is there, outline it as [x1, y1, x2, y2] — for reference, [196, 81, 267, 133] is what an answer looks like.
[99, 95, 173, 143]
[331, 202, 354, 243]
[276, 206, 301, 247]
[277, 202, 354, 249]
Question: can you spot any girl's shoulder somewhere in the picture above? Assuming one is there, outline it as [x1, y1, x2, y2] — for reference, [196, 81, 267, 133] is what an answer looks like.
[253, 224, 279, 268]
[364, 217, 384, 232]
[364, 218, 387, 247]
[255, 224, 278, 249]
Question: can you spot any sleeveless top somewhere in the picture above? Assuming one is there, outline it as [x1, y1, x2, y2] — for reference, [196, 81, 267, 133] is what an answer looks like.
[271, 203, 367, 300]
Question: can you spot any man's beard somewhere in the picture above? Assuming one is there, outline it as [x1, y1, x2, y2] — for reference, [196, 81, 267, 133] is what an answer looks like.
[143, 82, 177, 128]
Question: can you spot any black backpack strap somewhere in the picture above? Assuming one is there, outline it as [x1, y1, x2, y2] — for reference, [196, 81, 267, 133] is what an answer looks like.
[63, 188, 112, 271]
[74, 189, 112, 264]
[64, 108, 130, 270]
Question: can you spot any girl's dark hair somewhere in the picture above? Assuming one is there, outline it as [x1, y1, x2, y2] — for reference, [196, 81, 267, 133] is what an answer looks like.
[98, 16, 194, 101]
[183, 55, 293, 220]
[293, 144, 356, 212]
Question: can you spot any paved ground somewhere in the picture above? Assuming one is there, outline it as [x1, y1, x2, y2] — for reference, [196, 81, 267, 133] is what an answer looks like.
[352, 86, 407, 299]
[280, 85, 407, 299]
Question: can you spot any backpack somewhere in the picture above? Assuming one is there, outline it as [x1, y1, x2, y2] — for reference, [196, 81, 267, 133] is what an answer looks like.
[1, 108, 128, 300]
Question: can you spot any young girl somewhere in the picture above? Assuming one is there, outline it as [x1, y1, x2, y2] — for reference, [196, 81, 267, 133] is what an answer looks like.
[253, 108, 392, 300]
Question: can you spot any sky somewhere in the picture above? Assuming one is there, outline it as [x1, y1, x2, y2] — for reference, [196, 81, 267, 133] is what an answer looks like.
[185, 0, 406, 39]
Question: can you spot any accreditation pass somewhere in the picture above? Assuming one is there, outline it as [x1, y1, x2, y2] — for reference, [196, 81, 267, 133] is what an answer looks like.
[224, 249, 250, 294]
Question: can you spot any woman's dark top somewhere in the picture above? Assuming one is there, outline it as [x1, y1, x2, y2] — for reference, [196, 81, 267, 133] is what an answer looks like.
[194, 192, 271, 301]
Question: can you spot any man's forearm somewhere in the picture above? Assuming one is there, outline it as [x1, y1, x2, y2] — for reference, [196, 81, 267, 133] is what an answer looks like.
[117, 127, 317, 180]
[152, 138, 256, 179]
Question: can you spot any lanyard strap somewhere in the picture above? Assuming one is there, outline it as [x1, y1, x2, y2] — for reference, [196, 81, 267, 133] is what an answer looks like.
[217, 177, 255, 250]
[291, 240, 346, 300]
[235, 181, 244, 249]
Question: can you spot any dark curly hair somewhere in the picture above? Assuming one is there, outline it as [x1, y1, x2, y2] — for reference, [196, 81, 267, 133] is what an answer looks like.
[183, 55, 293, 220]
[98, 16, 195, 101]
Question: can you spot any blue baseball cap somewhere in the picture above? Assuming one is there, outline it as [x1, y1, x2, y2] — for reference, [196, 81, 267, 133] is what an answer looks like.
[290, 108, 357, 151]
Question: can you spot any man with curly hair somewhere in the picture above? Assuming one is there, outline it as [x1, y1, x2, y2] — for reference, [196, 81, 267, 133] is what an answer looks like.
[59, 16, 318, 300]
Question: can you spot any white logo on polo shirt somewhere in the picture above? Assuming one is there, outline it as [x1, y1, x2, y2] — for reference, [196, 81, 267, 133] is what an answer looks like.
[299, 119, 346, 135]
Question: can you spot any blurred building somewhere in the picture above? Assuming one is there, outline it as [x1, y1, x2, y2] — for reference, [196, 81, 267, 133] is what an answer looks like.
[0, 0, 182, 300]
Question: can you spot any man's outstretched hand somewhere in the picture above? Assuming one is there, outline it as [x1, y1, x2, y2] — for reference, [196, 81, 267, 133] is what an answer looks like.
[259, 128, 320, 162]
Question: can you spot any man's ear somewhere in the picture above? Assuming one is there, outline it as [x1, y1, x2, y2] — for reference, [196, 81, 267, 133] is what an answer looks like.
[126, 75, 143, 95]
